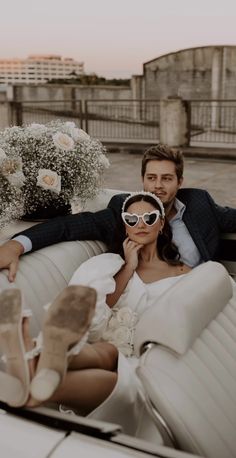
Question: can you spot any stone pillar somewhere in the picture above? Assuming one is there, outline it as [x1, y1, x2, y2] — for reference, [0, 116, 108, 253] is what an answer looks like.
[211, 47, 223, 129]
[160, 97, 190, 147]
[131, 75, 144, 121]
[0, 85, 14, 129]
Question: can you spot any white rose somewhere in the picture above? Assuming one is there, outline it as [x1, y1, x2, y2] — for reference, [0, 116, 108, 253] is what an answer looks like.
[53, 132, 74, 151]
[1, 157, 23, 175]
[113, 326, 132, 346]
[99, 154, 110, 169]
[116, 307, 138, 327]
[65, 122, 76, 129]
[7, 171, 25, 188]
[0, 148, 6, 165]
[30, 123, 45, 129]
[27, 123, 48, 137]
[37, 169, 61, 194]
[63, 122, 81, 141]
[71, 128, 83, 141]
[70, 198, 84, 214]
[76, 129, 90, 142]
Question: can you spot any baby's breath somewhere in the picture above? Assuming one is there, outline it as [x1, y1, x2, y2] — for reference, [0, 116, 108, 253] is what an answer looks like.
[0, 120, 109, 229]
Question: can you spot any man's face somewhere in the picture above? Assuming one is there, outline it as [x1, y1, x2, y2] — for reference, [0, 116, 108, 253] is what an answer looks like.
[142, 160, 183, 206]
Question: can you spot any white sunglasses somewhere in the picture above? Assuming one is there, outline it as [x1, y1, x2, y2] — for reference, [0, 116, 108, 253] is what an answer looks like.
[121, 210, 160, 227]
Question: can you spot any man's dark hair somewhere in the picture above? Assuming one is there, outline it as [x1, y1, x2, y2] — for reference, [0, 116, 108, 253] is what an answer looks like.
[141, 144, 184, 182]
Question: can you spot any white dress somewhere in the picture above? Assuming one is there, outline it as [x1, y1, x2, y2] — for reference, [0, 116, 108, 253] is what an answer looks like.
[69, 253, 185, 436]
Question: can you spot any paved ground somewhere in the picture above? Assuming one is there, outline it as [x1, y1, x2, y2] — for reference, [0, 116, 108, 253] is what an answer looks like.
[103, 151, 236, 208]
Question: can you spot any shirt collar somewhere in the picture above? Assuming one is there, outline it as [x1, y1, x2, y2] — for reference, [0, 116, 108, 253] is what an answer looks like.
[171, 198, 186, 221]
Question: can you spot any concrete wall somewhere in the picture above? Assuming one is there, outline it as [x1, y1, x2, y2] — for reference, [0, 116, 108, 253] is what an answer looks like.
[13, 84, 131, 102]
[143, 46, 236, 100]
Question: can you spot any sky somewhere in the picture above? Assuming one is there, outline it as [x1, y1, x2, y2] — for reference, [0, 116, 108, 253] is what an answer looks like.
[1, 0, 236, 78]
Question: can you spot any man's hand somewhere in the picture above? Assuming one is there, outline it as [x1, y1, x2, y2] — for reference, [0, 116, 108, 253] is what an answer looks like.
[0, 240, 24, 282]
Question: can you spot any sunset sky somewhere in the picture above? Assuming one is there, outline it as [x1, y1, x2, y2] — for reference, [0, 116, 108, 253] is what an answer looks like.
[1, 0, 236, 78]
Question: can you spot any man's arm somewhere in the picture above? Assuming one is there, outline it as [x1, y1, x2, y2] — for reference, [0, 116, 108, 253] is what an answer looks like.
[13, 209, 116, 252]
[0, 193, 128, 281]
[12, 193, 127, 251]
[207, 192, 236, 233]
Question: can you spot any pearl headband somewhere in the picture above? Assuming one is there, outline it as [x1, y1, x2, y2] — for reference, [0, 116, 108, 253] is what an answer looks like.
[122, 191, 165, 218]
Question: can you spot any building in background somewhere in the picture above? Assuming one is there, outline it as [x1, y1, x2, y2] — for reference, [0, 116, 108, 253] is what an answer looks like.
[0, 55, 84, 84]
[132, 46, 236, 100]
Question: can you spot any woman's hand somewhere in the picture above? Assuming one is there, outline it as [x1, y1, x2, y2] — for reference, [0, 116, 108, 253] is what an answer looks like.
[123, 237, 143, 272]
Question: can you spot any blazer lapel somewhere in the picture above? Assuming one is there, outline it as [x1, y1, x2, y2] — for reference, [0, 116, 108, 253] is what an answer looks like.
[182, 208, 210, 261]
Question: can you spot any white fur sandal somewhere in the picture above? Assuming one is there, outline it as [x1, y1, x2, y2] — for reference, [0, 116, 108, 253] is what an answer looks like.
[30, 285, 96, 402]
[0, 289, 32, 407]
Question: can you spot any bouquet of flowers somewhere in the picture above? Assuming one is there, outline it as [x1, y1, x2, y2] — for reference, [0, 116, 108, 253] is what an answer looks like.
[0, 120, 110, 230]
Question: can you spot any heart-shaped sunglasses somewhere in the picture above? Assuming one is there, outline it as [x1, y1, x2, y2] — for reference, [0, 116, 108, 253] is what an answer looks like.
[121, 210, 160, 227]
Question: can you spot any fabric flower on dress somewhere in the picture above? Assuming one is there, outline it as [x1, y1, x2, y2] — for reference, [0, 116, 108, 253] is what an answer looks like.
[118, 344, 134, 358]
[107, 316, 119, 330]
[37, 169, 61, 194]
[103, 306, 138, 357]
[113, 327, 133, 346]
[116, 307, 139, 327]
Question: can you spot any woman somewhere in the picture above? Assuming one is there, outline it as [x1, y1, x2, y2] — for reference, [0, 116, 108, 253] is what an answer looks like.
[0, 191, 190, 428]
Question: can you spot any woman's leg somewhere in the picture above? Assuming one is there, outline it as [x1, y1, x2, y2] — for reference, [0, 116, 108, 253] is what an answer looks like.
[49, 368, 118, 415]
[26, 343, 118, 412]
[68, 342, 118, 372]
[23, 319, 118, 411]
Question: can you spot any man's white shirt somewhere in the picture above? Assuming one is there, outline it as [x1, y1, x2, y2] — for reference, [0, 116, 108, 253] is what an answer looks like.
[169, 198, 202, 267]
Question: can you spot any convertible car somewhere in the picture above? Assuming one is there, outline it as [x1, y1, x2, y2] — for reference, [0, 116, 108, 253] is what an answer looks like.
[0, 189, 236, 458]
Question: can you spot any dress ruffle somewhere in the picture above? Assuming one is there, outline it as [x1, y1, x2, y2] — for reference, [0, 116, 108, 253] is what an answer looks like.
[69, 253, 125, 343]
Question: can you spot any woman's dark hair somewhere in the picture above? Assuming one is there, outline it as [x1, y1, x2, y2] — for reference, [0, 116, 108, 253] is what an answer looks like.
[109, 193, 181, 266]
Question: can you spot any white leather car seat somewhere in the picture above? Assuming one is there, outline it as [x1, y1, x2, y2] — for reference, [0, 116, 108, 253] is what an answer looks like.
[135, 261, 236, 458]
[0, 240, 107, 338]
[0, 188, 120, 336]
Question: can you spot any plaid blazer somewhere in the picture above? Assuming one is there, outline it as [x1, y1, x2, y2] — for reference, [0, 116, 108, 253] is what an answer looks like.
[16, 188, 236, 261]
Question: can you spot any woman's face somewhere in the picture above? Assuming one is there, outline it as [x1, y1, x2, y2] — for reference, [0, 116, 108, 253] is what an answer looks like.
[124, 200, 164, 245]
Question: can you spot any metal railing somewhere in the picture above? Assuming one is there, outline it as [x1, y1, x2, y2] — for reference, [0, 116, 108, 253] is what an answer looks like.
[189, 100, 236, 146]
[8, 100, 83, 128]
[0, 99, 160, 143]
[84, 100, 160, 142]
[1, 98, 236, 147]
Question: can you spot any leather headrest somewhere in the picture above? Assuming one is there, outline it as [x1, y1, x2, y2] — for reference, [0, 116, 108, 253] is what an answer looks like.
[134, 261, 233, 355]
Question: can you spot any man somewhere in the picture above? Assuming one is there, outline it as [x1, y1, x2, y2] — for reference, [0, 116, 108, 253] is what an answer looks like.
[0, 144, 236, 281]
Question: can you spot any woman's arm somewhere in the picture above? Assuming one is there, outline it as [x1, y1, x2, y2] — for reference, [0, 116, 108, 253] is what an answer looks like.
[106, 263, 135, 308]
[106, 238, 143, 308]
